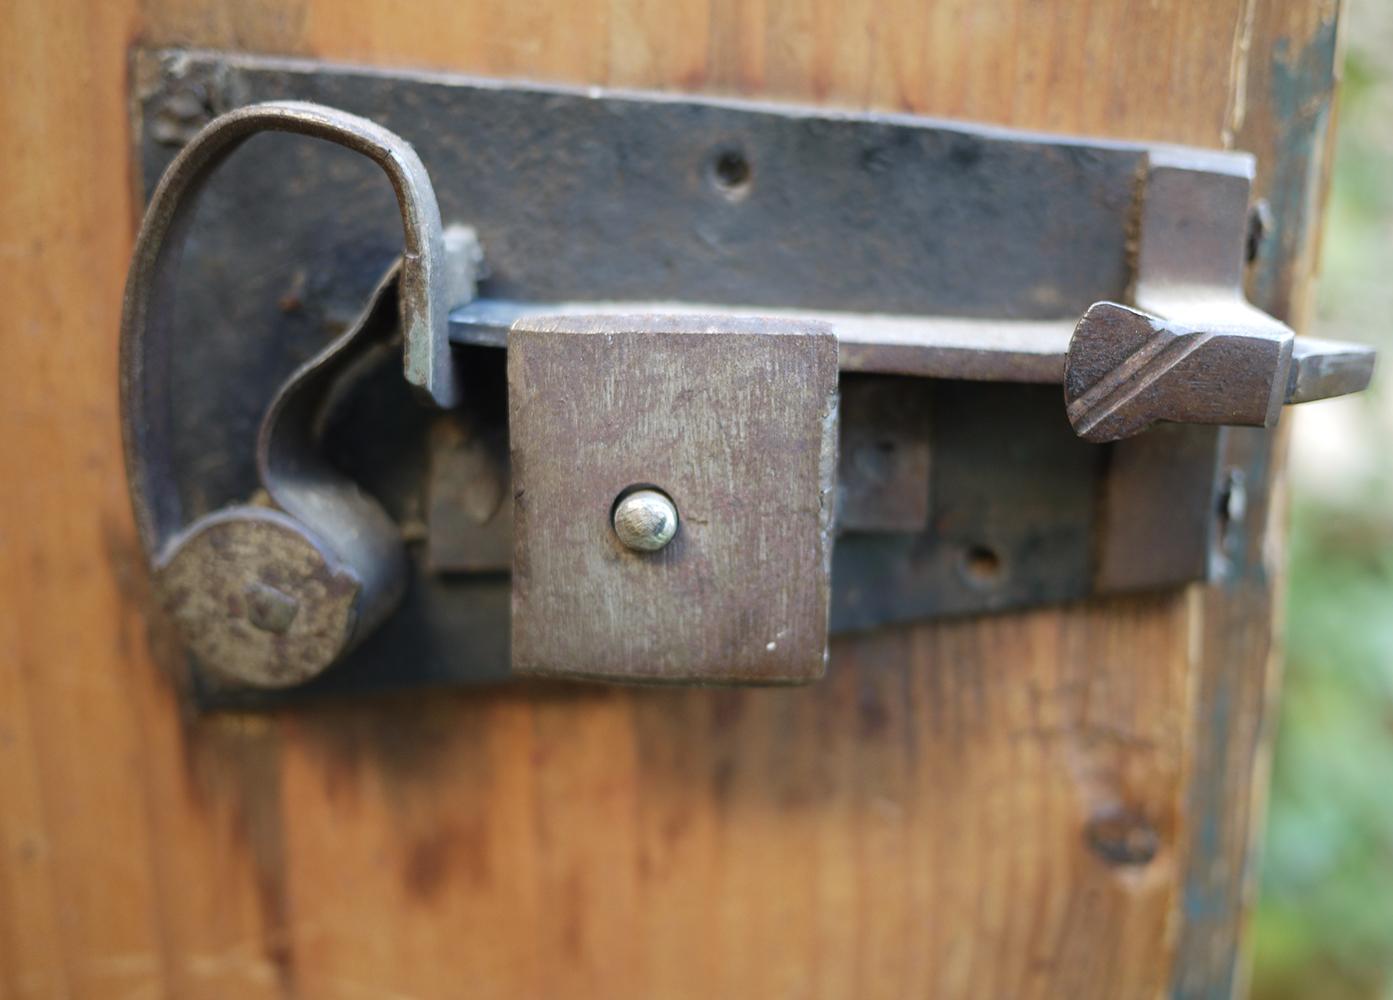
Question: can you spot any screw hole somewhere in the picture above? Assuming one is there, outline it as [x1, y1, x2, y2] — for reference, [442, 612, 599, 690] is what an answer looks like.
[710, 148, 753, 198]
[1246, 199, 1273, 264]
[959, 544, 1005, 589]
[1212, 468, 1247, 576]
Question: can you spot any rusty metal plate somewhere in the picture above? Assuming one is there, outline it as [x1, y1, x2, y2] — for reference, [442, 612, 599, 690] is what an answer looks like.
[1092, 424, 1225, 592]
[135, 50, 1151, 330]
[426, 414, 512, 573]
[508, 315, 838, 684]
[835, 375, 932, 533]
[832, 382, 1100, 630]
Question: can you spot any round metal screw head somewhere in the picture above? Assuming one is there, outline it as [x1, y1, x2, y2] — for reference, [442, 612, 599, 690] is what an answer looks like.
[613, 489, 679, 552]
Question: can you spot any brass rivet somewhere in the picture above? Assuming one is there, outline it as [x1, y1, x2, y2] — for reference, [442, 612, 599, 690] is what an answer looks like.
[613, 489, 678, 552]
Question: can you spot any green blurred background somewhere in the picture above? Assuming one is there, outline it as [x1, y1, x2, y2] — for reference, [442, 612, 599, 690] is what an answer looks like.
[1251, 3, 1393, 997]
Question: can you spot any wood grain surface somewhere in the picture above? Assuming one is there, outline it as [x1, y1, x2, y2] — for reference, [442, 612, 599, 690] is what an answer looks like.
[0, 1, 1342, 997]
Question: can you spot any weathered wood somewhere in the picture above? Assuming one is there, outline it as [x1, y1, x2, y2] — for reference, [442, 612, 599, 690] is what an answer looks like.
[510, 315, 838, 683]
[0, 0, 1341, 997]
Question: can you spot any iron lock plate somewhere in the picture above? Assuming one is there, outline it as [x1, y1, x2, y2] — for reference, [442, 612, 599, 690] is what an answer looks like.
[126, 49, 1367, 704]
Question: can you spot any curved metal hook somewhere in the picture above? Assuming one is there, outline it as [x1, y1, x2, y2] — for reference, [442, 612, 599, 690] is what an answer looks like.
[122, 100, 454, 554]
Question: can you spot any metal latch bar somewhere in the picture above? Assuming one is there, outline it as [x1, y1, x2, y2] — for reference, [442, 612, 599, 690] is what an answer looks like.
[450, 297, 1374, 403]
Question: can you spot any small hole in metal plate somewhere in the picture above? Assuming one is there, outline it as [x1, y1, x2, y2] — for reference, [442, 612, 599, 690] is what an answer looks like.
[709, 148, 753, 198]
[959, 544, 1005, 588]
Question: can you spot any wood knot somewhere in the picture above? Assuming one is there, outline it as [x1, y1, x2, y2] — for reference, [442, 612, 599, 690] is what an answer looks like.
[1085, 807, 1160, 866]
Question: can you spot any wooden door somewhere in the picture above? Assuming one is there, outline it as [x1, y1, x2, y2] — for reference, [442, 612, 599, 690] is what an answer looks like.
[0, 2, 1341, 997]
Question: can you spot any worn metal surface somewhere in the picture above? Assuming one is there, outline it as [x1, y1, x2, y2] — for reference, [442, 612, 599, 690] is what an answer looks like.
[509, 314, 839, 684]
[122, 102, 454, 548]
[134, 51, 1155, 322]
[836, 375, 932, 533]
[1082, 150, 1294, 595]
[454, 296, 1373, 400]
[123, 51, 1152, 700]
[1065, 301, 1293, 443]
[425, 414, 513, 573]
[1288, 335, 1377, 403]
[1092, 423, 1226, 592]
[453, 299, 1076, 383]
[119, 98, 455, 686]
[831, 381, 1100, 631]
[254, 267, 409, 640]
[157, 508, 363, 687]
[155, 267, 408, 687]
[1065, 149, 1372, 443]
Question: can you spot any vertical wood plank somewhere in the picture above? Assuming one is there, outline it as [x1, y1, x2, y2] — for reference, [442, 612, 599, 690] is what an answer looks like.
[1, 3, 167, 997]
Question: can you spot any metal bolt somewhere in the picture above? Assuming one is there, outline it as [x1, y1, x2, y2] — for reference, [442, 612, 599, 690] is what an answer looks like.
[613, 489, 678, 552]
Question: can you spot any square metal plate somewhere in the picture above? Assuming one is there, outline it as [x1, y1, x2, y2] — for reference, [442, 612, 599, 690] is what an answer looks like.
[508, 315, 838, 683]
